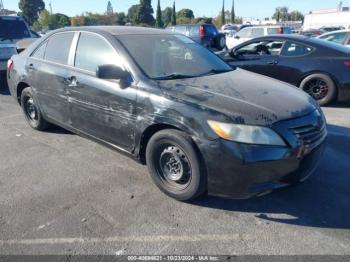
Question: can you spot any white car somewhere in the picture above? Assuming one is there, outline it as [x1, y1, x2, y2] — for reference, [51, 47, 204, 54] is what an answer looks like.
[317, 30, 350, 47]
[226, 26, 292, 49]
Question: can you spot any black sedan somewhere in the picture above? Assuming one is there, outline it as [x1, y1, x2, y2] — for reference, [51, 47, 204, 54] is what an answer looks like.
[222, 35, 350, 106]
[7, 27, 327, 200]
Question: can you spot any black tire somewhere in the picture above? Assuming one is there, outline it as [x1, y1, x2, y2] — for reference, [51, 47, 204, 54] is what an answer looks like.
[215, 34, 226, 50]
[20, 87, 50, 131]
[146, 129, 207, 201]
[299, 73, 337, 106]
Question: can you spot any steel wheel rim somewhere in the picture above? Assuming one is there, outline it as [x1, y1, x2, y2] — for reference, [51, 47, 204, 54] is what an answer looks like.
[25, 97, 38, 121]
[156, 144, 192, 190]
[303, 78, 329, 100]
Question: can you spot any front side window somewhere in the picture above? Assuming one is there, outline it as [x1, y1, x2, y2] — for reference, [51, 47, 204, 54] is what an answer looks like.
[74, 32, 120, 73]
[236, 40, 284, 56]
[281, 41, 314, 57]
[45, 33, 75, 65]
[320, 32, 347, 44]
[117, 34, 232, 79]
[32, 42, 47, 59]
[237, 28, 252, 38]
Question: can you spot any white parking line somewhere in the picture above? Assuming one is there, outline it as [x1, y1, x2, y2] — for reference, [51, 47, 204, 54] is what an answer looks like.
[0, 234, 251, 245]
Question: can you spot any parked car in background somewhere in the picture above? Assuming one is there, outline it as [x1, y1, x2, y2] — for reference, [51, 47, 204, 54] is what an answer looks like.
[7, 26, 326, 200]
[226, 25, 292, 49]
[221, 24, 239, 36]
[320, 26, 345, 33]
[220, 35, 350, 105]
[0, 16, 38, 74]
[299, 29, 325, 38]
[318, 30, 350, 47]
[167, 24, 226, 50]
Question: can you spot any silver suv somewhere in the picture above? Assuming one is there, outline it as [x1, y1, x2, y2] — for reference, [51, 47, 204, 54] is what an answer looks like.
[0, 16, 35, 72]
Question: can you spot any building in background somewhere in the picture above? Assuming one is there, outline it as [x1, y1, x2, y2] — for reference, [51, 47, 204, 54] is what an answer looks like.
[304, 2, 350, 30]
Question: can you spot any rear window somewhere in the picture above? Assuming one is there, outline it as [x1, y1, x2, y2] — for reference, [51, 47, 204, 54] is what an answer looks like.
[0, 17, 31, 40]
[45, 33, 75, 65]
[188, 25, 200, 36]
[281, 42, 314, 57]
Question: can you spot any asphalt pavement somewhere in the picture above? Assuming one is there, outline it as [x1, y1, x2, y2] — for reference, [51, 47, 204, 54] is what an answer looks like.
[0, 76, 349, 255]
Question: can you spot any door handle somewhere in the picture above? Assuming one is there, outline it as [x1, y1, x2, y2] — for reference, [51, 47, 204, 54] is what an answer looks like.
[27, 63, 35, 71]
[267, 60, 278, 65]
[66, 76, 79, 87]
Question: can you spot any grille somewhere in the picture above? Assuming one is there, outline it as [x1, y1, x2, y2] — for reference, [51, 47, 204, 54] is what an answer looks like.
[291, 122, 327, 150]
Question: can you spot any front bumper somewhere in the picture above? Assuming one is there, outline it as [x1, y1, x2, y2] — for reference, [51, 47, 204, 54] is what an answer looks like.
[195, 110, 327, 199]
[196, 138, 326, 199]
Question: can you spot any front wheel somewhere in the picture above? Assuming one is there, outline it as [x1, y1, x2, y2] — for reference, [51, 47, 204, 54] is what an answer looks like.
[146, 130, 207, 201]
[299, 74, 337, 106]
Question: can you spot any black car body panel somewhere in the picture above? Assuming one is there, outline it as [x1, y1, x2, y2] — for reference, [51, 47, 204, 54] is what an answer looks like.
[7, 27, 327, 198]
[223, 35, 350, 102]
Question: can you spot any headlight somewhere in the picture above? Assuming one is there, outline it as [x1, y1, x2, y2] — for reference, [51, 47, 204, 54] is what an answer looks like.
[207, 120, 286, 146]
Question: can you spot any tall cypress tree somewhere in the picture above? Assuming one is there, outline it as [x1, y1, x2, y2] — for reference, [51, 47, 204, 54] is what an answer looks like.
[155, 0, 163, 28]
[171, 1, 176, 26]
[106, 1, 113, 15]
[135, 0, 155, 26]
[231, 0, 235, 23]
[221, 0, 225, 26]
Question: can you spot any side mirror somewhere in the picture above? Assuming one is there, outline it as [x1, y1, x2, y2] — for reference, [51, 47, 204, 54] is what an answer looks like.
[96, 65, 131, 88]
[230, 49, 238, 58]
[234, 35, 240, 39]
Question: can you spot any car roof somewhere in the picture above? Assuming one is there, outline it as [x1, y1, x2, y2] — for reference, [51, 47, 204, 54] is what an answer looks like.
[0, 15, 25, 20]
[250, 34, 309, 41]
[53, 26, 170, 36]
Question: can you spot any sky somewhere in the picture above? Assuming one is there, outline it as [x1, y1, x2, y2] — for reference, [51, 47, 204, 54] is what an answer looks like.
[3, 0, 346, 20]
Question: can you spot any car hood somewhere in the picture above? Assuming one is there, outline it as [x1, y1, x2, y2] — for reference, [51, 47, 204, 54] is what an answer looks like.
[158, 68, 317, 126]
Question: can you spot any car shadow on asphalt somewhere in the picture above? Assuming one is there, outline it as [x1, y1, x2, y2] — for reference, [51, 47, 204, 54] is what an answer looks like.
[190, 124, 350, 230]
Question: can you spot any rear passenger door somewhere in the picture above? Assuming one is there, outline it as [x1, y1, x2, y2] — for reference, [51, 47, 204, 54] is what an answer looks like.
[27, 32, 75, 124]
[67, 32, 137, 151]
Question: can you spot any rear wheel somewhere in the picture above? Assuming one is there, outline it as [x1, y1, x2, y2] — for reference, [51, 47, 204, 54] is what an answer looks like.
[146, 130, 207, 201]
[215, 35, 226, 50]
[299, 74, 337, 106]
[21, 87, 50, 131]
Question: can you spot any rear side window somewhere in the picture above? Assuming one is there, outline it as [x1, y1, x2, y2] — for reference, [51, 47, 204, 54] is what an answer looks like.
[32, 42, 47, 59]
[0, 17, 30, 40]
[188, 26, 200, 36]
[173, 26, 187, 35]
[45, 33, 74, 65]
[281, 42, 314, 57]
[251, 28, 264, 38]
[74, 32, 120, 73]
[320, 32, 347, 44]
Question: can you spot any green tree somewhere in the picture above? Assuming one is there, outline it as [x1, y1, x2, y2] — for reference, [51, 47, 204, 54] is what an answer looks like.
[135, 0, 155, 26]
[127, 4, 139, 24]
[106, 1, 113, 15]
[37, 9, 50, 31]
[273, 6, 289, 22]
[171, 1, 176, 26]
[289, 10, 304, 21]
[177, 9, 194, 20]
[155, 0, 163, 28]
[221, 0, 225, 26]
[162, 7, 172, 26]
[116, 12, 127, 25]
[49, 13, 70, 29]
[18, 0, 45, 25]
[231, 0, 235, 23]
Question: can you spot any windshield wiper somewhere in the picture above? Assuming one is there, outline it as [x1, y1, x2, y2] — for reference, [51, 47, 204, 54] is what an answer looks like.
[199, 68, 233, 76]
[154, 73, 196, 80]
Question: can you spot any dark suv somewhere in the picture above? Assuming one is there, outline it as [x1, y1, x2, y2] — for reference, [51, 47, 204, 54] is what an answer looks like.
[0, 16, 37, 74]
[167, 24, 226, 50]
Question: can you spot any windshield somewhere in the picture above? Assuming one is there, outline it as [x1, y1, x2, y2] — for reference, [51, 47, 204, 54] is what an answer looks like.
[0, 17, 31, 42]
[117, 34, 232, 79]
